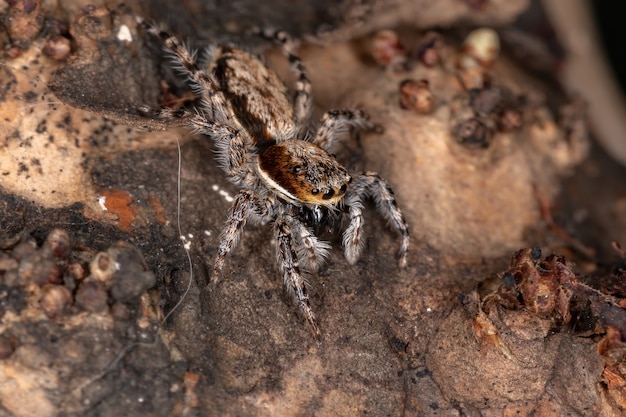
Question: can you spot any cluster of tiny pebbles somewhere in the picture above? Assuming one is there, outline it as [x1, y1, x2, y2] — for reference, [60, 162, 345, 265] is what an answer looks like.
[370, 28, 526, 148]
[0, 229, 156, 358]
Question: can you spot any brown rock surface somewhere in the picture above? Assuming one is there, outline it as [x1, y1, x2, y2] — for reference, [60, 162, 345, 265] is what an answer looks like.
[1, 1, 625, 416]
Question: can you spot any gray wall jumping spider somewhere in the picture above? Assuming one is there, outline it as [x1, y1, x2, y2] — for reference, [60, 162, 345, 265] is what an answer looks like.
[142, 21, 409, 340]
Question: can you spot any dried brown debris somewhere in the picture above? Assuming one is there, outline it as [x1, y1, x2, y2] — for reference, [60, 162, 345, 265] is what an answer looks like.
[437, 247, 626, 415]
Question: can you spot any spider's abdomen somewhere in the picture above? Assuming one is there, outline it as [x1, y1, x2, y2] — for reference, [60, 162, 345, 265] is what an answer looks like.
[211, 47, 297, 142]
[256, 141, 351, 207]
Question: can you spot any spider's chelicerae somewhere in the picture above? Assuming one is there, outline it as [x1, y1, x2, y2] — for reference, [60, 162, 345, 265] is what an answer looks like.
[144, 22, 409, 339]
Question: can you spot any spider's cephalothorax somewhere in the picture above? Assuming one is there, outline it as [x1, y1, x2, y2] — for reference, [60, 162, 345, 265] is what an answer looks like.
[144, 22, 409, 340]
[257, 141, 351, 206]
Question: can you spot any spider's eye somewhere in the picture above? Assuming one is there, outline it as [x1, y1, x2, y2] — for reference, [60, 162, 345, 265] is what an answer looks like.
[339, 184, 347, 194]
[322, 189, 335, 200]
[311, 189, 319, 195]
[292, 165, 302, 173]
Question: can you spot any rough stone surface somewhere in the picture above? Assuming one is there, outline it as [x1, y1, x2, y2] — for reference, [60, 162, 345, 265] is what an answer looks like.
[0, 1, 625, 417]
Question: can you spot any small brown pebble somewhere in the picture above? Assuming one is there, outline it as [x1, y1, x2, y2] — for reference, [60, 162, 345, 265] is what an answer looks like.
[42, 35, 71, 60]
[415, 31, 442, 67]
[0, 255, 18, 271]
[420, 47, 438, 68]
[45, 229, 72, 259]
[40, 284, 72, 318]
[18, 252, 55, 285]
[13, 344, 52, 369]
[498, 108, 523, 132]
[12, 239, 37, 261]
[90, 251, 116, 286]
[73, 5, 112, 41]
[47, 264, 64, 285]
[400, 79, 434, 113]
[455, 117, 490, 148]
[75, 280, 108, 313]
[3, 0, 43, 44]
[111, 301, 131, 320]
[68, 262, 86, 281]
[470, 86, 502, 117]
[457, 66, 487, 90]
[6, 46, 22, 59]
[371, 30, 405, 67]
[19, 0, 38, 14]
[137, 317, 151, 329]
[461, 28, 500, 69]
[60, 338, 86, 364]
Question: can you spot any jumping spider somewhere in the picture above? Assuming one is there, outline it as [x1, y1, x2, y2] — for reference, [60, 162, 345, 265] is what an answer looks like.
[143, 22, 409, 340]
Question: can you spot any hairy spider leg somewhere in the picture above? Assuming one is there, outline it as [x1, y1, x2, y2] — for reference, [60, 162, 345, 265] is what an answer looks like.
[190, 118, 252, 186]
[312, 109, 376, 152]
[143, 22, 233, 125]
[343, 172, 409, 268]
[210, 190, 254, 285]
[274, 216, 321, 340]
[288, 215, 331, 273]
[212, 190, 323, 338]
[258, 28, 313, 129]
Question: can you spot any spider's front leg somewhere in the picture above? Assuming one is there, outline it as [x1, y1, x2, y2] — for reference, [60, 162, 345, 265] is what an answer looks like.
[343, 172, 410, 268]
[274, 215, 321, 340]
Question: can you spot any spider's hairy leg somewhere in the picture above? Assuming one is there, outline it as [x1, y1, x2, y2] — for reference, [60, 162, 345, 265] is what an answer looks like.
[190, 118, 250, 184]
[139, 107, 250, 183]
[136, 105, 195, 126]
[344, 172, 409, 268]
[274, 216, 321, 340]
[342, 200, 365, 265]
[288, 217, 330, 273]
[313, 109, 377, 152]
[138, 102, 251, 182]
[258, 28, 312, 127]
[142, 21, 231, 123]
[211, 190, 256, 285]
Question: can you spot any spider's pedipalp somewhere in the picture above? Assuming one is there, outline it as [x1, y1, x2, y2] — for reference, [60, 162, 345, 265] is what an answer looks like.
[342, 200, 366, 265]
[288, 217, 330, 273]
[274, 216, 321, 340]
